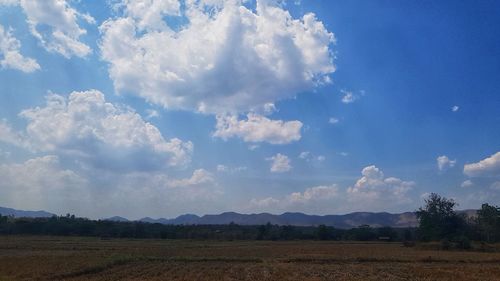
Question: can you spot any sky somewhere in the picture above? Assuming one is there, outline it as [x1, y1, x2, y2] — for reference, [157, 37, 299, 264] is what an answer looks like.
[0, 0, 499, 219]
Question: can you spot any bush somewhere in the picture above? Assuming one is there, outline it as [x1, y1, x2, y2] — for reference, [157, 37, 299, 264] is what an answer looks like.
[454, 236, 471, 250]
[402, 241, 415, 247]
[440, 239, 451, 250]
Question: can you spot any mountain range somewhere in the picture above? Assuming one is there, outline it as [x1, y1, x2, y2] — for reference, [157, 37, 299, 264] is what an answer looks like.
[129, 211, 420, 228]
[0, 206, 55, 218]
[1, 206, 477, 229]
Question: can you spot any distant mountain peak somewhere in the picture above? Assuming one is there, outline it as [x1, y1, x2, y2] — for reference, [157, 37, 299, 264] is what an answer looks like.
[104, 216, 129, 222]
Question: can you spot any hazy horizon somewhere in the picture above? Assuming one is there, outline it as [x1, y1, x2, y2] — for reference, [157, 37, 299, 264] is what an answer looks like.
[0, 0, 499, 220]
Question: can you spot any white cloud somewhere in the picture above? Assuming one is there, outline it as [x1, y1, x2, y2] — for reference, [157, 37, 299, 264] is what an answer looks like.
[217, 164, 228, 172]
[346, 165, 414, 204]
[0, 155, 88, 212]
[0, 149, 11, 159]
[298, 151, 310, 159]
[92, 168, 222, 218]
[0, 155, 222, 218]
[461, 180, 473, 188]
[250, 166, 414, 213]
[464, 152, 500, 177]
[79, 12, 96, 25]
[18, 0, 92, 58]
[0, 24, 40, 72]
[13, 90, 193, 170]
[328, 117, 339, 124]
[0, 119, 28, 147]
[0, 0, 17, 5]
[250, 185, 338, 211]
[287, 185, 338, 204]
[266, 153, 291, 172]
[250, 197, 280, 208]
[213, 113, 302, 144]
[167, 169, 214, 187]
[248, 144, 259, 150]
[298, 151, 325, 162]
[341, 89, 357, 104]
[263, 103, 277, 115]
[119, 0, 180, 31]
[216, 164, 246, 173]
[437, 155, 456, 171]
[145, 109, 160, 119]
[452, 105, 459, 112]
[99, 0, 335, 114]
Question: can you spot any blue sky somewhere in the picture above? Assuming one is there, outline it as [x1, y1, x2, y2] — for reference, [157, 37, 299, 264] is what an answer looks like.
[0, 0, 499, 219]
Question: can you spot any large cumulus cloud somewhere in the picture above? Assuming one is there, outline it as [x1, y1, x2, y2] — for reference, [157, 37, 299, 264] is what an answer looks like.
[17, 89, 193, 171]
[99, 0, 335, 114]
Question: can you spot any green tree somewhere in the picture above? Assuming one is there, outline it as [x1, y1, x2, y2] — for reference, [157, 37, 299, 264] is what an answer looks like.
[316, 224, 333, 240]
[347, 225, 376, 241]
[416, 193, 465, 241]
[279, 225, 296, 240]
[377, 226, 398, 241]
[257, 222, 272, 240]
[477, 203, 500, 242]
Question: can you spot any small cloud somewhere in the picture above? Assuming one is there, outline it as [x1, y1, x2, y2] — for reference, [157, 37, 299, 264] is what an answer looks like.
[298, 151, 324, 162]
[461, 180, 473, 188]
[299, 151, 310, 159]
[491, 181, 500, 190]
[214, 113, 302, 145]
[0, 148, 11, 158]
[341, 89, 362, 104]
[437, 155, 456, 171]
[79, 12, 96, 25]
[0, 25, 40, 73]
[248, 144, 259, 151]
[145, 109, 160, 119]
[217, 164, 247, 173]
[328, 117, 339, 124]
[263, 103, 277, 115]
[339, 152, 348, 157]
[18, 0, 92, 58]
[347, 165, 414, 206]
[168, 169, 214, 187]
[250, 197, 280, 208]
[266, 153, 292, 173]
[452, 105, 459, 112]
[287, 185, 339, 203]
[216, 164, 228, 172]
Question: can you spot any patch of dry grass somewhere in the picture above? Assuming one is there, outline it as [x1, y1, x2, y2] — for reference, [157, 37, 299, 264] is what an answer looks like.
[1, 236, 500, 280]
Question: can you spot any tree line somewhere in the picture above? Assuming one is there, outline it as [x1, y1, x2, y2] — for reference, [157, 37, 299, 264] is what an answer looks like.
[0, 215, 409, 241]
[0, 193, 498, 245]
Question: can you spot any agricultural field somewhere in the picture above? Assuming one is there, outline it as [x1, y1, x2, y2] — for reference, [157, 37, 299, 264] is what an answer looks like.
[0, 236, 500, 281]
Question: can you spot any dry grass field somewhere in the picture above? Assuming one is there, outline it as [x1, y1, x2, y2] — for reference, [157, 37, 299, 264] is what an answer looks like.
[1, 236, 500, 281]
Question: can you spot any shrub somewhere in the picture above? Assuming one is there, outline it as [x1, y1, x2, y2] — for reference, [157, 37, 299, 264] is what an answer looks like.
[440, 239, 451, 250]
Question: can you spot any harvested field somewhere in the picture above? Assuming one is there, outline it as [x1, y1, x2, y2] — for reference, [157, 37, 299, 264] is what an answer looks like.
[1, 236, 500, 280]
